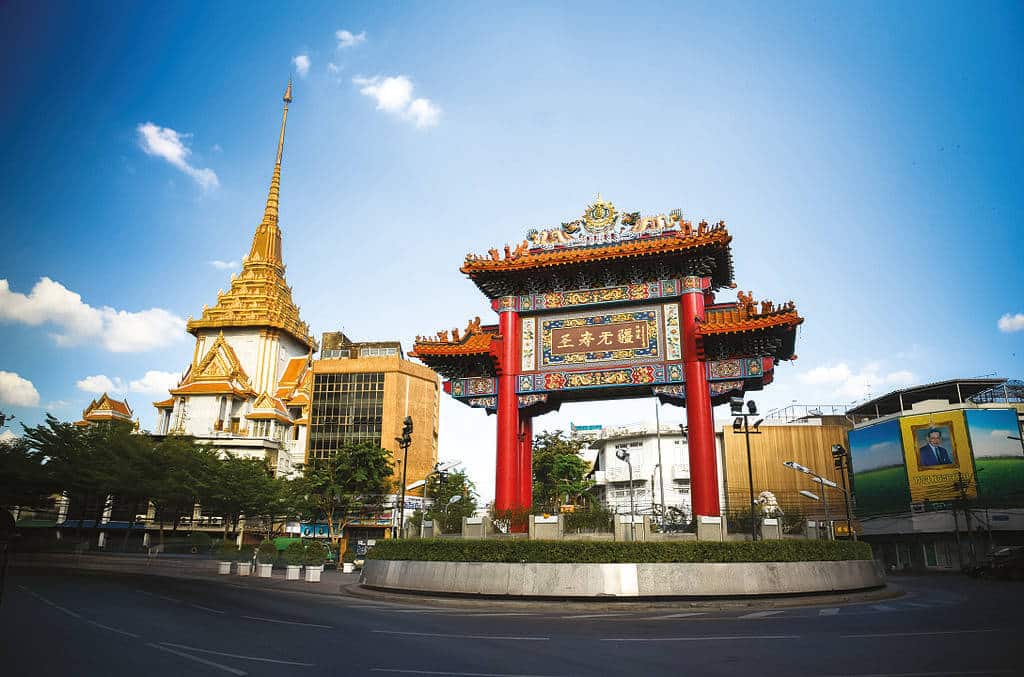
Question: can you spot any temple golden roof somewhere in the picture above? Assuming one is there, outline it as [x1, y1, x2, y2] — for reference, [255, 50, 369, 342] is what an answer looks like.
[186, 80, 314, 350]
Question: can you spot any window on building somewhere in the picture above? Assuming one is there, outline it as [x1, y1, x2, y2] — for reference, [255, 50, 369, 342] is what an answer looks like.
[358, 346, 399, 358]
[308, 372, 385, 461]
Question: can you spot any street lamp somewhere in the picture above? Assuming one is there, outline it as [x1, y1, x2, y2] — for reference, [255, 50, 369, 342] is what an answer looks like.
[395, 416, 413, 539]
[730, 397, 762, 541]
[783, 460, 845, 540]
[615, 448, 636, 541]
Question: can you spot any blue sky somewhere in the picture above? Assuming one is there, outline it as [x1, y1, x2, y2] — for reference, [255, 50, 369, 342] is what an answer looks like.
[2, 2, 1022, 498]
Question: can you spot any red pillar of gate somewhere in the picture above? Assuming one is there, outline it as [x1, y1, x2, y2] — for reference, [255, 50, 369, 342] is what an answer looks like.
[681, 276, 720, 517]
[518, 415, 533, 510]
[495, 303, 521, 514]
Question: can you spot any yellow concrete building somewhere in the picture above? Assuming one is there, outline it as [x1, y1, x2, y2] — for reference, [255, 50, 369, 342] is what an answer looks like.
[310, 331, 440, 503]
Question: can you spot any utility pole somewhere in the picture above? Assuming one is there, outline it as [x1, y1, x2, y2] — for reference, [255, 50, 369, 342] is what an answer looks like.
[831, 444, 855, 540]
[654, 402, 667, 527]
[395, 416, 413, 539]
[730, 397, 762, 541]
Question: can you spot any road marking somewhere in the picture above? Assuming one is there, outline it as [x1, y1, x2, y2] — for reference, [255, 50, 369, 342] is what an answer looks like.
[870, 604, 898, 612]
[817, 670, 1015, 676]
[738, 610, 784, 619]
[23, 589, 82, 619]
[160, 642, 314, 666]
[146, 643, 247, 676]
[241, 615, 333, 629]
[461, 612, 532, 617]
[190, 603, 226, 614]
[136, 589, 181, 604]
[903, 602, 934, 608]
[561, 613, 628, 619]
[373, 630, 549, 641]
[644, 612, 707, 620]
[602, 635, 800, 642]
[87, 620, 141, 639]
[841, 629, 1004, 639]
[391, 609, 458, 614]
[371, 670, 568, 677]
[818, 608, 840, 616]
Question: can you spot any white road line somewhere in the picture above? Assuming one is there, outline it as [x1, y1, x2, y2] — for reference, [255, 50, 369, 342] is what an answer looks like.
[738, 610, 784, 619]
[391, 609, 457, 614]
[645, 612, 707, 620]
[818, 608, 840, 616]
[561, 613, 628, 619]
[240, 615, 333, 629]
[136, 589, 181, 603]
[371, 670, 568, 677]
[373, 630, 549, 641]
[190, 603, 226, 614]
[24, 589, 81, 619]
[87, 620, 141, 639]
[841, 629, 1004, 639]
[371, 669, 568, 677]
[146, 643, 247, 676]
[160, 642, 315, 666]
[870, 604, 898, 612]
[602, 635, 800, 642]
[903, 602, 934, 608]
[817, 670, 1015, 677]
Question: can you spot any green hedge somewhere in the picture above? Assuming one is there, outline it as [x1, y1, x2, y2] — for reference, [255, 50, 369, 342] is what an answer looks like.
[365, 539, 871, 564]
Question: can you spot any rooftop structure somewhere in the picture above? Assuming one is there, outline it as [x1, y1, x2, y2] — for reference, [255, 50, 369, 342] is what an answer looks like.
[75, 393, 134, 427]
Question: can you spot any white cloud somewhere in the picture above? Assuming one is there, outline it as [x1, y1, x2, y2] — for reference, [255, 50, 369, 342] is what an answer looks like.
[292, 54, 311, 78]
[129, 370, 180, 394]
[0, 371, 40, 407]
[327, 62, 341, 74]
[797, 361, 915, 402]
[208, 260, 239, 271]
[0, 277, 185, 353]
[406, 98, 442, 128]
[77, 375, 125, 394]
[211, 143, 223, 153]
[336, 29, 366, 48]
[353, 75, 441, 128]
[136, 122, 219, 191]
[998, 313, 1024, 333]
[45, 399, 72, 412]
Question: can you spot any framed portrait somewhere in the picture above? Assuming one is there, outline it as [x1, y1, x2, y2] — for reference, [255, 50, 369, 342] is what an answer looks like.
[911, 423, 957, 471]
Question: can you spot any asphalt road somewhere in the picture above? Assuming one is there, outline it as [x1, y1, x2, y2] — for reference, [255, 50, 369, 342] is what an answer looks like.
[1, 569, 1020, 677]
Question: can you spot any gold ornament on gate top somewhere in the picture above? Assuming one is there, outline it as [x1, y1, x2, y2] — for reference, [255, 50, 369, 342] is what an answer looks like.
[582, 194, 618, 233]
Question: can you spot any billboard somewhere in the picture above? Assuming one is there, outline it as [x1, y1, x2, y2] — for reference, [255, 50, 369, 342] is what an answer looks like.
[848, 418, 911, 516]
[899, 411, 976, 504]
[965, 408, 1024, 507]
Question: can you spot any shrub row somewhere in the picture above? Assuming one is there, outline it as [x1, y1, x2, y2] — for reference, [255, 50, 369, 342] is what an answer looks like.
[366, 539, 871, 563]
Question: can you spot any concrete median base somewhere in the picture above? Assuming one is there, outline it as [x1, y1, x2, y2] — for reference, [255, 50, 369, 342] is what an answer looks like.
[360, 559, 885, 598]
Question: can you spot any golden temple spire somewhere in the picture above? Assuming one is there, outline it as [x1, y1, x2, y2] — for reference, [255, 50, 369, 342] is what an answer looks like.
[248, 79, 292, 267]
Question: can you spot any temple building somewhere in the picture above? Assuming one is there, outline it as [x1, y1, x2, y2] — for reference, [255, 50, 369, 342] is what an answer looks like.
[153, 81, 314, 477]
[75, 393, 135, 427]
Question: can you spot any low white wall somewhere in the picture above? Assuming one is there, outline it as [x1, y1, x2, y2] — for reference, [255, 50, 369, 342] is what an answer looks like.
[361, 559, 885, 598]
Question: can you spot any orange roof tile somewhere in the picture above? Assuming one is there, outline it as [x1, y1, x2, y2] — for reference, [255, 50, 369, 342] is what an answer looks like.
[460, 229, 731, 275]
[411, 331, 496, 357]
[169, 381, 253, 397]
[153, 397, 175, 408]
[701, 309, 803, 335]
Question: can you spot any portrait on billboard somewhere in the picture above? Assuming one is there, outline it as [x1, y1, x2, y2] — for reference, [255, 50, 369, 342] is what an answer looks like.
[899, 411, 976, 504]
[912, 424, 956, 469]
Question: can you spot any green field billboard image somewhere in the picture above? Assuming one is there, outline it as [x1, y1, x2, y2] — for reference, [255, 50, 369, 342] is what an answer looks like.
[965, 408, 1024, 507]
[848, 418, 912, 516]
